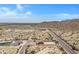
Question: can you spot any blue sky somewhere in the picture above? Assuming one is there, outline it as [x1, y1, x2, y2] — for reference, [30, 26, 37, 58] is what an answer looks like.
[0, 4, 79, 23]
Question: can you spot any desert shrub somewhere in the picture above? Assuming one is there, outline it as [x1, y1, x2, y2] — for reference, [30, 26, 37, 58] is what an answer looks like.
[31, 50, 35, 54]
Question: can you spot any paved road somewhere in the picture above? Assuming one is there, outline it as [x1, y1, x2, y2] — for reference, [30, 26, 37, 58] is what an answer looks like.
[18, 41, 56, 54]
[18, 41, 36, 54]
[46, 29, 76, 54]
[18, 29, 76, 54]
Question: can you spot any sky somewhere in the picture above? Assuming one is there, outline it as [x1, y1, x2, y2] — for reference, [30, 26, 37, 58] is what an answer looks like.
[0, 4, 79, 23]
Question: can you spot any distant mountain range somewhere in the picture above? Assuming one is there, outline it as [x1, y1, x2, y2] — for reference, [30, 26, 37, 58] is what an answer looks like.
[34, 19, 79, 31]
[0, 19, 79, 31]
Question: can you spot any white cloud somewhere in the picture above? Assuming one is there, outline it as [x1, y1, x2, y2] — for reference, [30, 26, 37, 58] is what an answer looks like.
[0, 7, 16, 16]
[0, 7, 9, 12]
[26, 11, 31, 15]
[16, 4, 23, 11]
[54, 13, 79, 20]
[0, 4, 32, 17]
[0, 5, 79, 22]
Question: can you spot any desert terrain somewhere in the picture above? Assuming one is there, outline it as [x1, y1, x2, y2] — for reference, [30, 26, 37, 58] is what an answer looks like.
[0, 19, 79, 54]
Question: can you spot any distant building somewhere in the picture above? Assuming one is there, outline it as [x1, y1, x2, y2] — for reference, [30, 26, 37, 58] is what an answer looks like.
[36, 40, 44, 45]
[38, 28, 46, 31]
[11, 40, 22, 46]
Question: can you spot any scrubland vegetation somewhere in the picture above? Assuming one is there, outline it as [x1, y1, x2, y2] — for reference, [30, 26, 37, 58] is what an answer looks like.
[0, 19, 79, 54]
